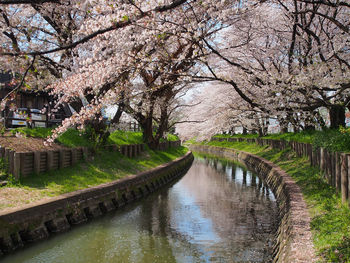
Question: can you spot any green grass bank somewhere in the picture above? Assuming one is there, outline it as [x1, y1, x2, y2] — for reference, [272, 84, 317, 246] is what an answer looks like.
[1, 127, 184, 211]
[1, 146, 187, 211]
[213, 128, 350, 153]
[192, 139, 350, 263]
[12, 127, 179, 148]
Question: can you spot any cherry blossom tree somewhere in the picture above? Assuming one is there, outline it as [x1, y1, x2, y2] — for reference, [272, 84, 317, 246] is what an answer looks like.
[184, 0, 349, 134]
[1, 0, 348, 145]
[1, 0, 238, 146]
[176, 82, 266, 140]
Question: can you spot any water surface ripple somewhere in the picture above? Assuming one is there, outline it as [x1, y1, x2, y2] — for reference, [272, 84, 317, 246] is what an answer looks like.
[2, 156, 278, 263]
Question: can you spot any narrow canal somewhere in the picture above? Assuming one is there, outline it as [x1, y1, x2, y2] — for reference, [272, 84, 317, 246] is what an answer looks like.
[2, 156, 278, 263]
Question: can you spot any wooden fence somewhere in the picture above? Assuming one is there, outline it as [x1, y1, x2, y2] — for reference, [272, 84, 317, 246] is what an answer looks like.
[156, 140, 181, 150]
[212, 137, 350, 205]
[0, 140, 181, 179]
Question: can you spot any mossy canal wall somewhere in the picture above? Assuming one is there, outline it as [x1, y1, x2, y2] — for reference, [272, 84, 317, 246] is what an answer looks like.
[190, 145, 316, 263]
[0, 151, 193, 256]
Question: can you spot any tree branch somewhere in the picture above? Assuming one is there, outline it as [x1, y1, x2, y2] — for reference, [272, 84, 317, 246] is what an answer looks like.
[1, 0, 188, 56]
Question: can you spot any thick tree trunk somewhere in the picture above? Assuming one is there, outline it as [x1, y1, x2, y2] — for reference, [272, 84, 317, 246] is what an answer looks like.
[329, 105, 345, 129]
[140, 117, 156, 149]
[110, 103, 125, 124]
[279, 119, 288, 133]
[263, 119, 269, 136]
[154, 105, 169, 148]
[242, 127, 247, 135]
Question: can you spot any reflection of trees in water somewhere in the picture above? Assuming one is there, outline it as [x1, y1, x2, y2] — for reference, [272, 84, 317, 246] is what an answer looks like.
[178, 158, 278, 262]
[92, 157, 278, 262]
[134, 182, 206, 262]
[66, 157, 277, 263]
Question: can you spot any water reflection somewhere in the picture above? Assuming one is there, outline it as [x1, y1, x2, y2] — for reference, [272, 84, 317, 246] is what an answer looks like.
[2, 156, 277, 263]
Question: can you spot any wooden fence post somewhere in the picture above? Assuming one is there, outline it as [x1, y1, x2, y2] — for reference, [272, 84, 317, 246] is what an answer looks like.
[347, 155, 350, 207]
[331, 152, 336, 187]
[19, 152, 26, 177]
[13, 152, 20, 179]
[317, 148, 321, 167]
[340, 153, 348, 203]
[320, 148, 325, 172]
[8, 150, 14, 176]
[0, 146, 4, 158]
[4, 149, 10, 168]
[82, 147, 89, 160]
[335, 152, 341, 192]
[127, 145, 132, 158]
[326, 150, 331, 183]
[112, 145, 118, 152]
[47, 150, 54, 171]
[71, 149, 77, 166]
[123, 145, 128, 157]
[34, 151, 41, 174]
[138, 144, 142, 155]
[59, 150, 65, 169]
[307, 144, 312, 164]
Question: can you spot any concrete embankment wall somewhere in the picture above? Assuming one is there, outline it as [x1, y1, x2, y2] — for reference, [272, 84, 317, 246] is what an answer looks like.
[0, 151, 193, 256]
[190, 145, 316, 263]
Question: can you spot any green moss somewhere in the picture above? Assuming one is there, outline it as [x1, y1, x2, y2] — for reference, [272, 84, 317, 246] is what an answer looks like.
[193, 140, 350, 263]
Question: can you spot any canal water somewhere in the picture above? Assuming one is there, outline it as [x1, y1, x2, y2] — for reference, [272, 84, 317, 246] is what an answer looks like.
[2, 156, 278, 263]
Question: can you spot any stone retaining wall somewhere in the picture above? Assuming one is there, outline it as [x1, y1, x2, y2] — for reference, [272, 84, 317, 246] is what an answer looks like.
[0, 151, 193, 256]
[190, 145, 316, 263]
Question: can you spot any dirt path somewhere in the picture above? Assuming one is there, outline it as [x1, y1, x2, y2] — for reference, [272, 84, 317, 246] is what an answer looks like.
[0, 135, 66, 152]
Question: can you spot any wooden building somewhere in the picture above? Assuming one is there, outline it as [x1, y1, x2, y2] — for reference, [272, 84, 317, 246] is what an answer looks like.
[0, 71, 72, 128]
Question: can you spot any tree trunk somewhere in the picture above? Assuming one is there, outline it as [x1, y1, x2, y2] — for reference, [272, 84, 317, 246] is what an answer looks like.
[141, 117, 156, 149]
[242, 127, 247, 135]
[263, 118, 269, 136]
[329, 105, 345, 129]
[110, 102, 125, 124]
[279, 119, 288, 133]
[154, 104, 169, 148]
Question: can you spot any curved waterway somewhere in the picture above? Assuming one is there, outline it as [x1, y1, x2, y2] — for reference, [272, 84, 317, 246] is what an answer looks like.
[2, 156, 278, 263]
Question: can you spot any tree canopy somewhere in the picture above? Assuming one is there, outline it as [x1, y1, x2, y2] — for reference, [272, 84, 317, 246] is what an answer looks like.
[1, 0, 349, 145]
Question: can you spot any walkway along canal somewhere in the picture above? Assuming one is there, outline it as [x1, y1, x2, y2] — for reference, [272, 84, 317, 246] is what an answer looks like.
[1, 155, 278, 263]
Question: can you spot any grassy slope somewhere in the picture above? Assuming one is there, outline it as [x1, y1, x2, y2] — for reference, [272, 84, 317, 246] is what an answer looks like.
[13, 127, 180, 148]
[2, 146, 188, 210]
[213, 129, 350, 153]
[2, 128, 185, 210]
[197, 140, 350, 263]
